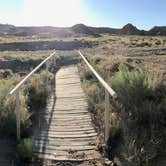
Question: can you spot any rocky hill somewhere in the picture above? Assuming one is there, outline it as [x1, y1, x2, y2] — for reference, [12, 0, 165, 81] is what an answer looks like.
[0, 23, 166, 37]
[148, 26, 166, 35]
[120, 23, 142, 35]
[71, 24, 101, 37]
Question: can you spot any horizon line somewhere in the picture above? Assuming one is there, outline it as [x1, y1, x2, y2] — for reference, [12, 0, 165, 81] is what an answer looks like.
[1, 22, 166, 31]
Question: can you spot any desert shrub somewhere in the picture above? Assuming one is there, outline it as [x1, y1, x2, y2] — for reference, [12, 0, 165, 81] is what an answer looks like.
[83, 81, 101, 112]
[3, 95, 31, 137]
[155, 40, 161, 45]
[17, 138, 33, 162]
[0, 69, 13, 78]
[111, 64, 166, 165]
[111, 64, 154, 110]
[136, 42, 152, 47]
[80, 67, 94, 81]
[107, 112, 123, 159]
[0, 77, 31, 137]
[25, 70, 54, 112]
[89, 58, 108, 79]
[78, 62, 105, 132]
[87, 83, 105, 134]
[0, 79, 13, 106]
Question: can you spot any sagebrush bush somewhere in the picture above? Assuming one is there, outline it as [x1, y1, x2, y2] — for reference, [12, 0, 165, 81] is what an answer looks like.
[3, 95, 31, 137]
[24, 70, 54, 129]
[111, 64, 154, 110]
[25, 71, 54, 111]
[90, 58, 108, 79]
[17, 138, 33, 162]
[111, 64, 166, 165]
[0, 70, 54, 138]
[0, 77, 31, 137]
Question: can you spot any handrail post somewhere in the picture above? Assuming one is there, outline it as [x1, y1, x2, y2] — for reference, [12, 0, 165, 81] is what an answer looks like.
[15, 89, 20, 141]
[46, 61, 49, 91]
[54, 54, 56, 67]
[105, 89, 110, 143]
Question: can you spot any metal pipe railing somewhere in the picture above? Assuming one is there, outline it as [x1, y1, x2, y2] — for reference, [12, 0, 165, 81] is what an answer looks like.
[78, 50, 117, 142]
[8, 51, 56, 140]
[9, 52, 56, 95]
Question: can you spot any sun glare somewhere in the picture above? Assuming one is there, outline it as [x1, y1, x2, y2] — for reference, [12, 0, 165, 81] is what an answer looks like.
[19, 0, 86, 26]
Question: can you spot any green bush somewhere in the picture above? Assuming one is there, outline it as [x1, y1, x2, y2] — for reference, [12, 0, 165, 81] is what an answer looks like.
[0, 77, 31, 137]
[4, 95, 31, 137]
[90, 58, 108, 79]
[111, 64, 166, 165]
[24, 70, 54, 130]
[111, 64, 154, 110]
[25, 71, 54, 112]
[0, 70, 54, 138]
[17, 138, 33, 162]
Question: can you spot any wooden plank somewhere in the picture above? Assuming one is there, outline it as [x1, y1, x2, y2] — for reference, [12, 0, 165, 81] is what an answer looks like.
[40, 130, 96, 135]
[42, 111, 89, 115]
[34, 136, 97, 142]
[41, 128, 95, 132]
[34, 144, 97, 151]
[43, 118, 92, 122]
[34, 140, 96, 146]
[34, 151, 101, 161]
[34, 149, 99, 156]
[42, 122, 93, 127]
[34, 65, 100, 162]
[38, 133, 97, 138]
[48, 122, 93, 126]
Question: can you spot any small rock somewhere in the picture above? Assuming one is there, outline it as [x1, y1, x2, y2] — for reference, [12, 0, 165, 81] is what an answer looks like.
[104, 159, 113, 165]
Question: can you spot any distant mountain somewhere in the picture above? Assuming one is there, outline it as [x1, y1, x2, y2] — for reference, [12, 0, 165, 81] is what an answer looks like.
[0, 24, 16, 35]
[148, 26, 166, 35]
[120, 23, 141, 35]
[0, 23, 166, 37]
[71, 24, 101, 37]
[88, 26, 120, 34]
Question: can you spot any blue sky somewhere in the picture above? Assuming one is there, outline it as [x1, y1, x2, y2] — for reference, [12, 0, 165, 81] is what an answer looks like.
[81, 0, 166, 29]
[0, 0, 165, 29]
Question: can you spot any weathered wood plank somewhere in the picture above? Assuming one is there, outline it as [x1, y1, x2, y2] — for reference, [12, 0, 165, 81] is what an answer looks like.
[33, 65, 100, 162]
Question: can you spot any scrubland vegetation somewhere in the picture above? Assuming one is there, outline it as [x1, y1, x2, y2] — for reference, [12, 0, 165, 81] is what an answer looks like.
[78, 34, 166, 165]
[79, 61, 166, 165]
[0, 70, 54, 137]
[0, 33, 166, 165]
[0, 53, 55, 164]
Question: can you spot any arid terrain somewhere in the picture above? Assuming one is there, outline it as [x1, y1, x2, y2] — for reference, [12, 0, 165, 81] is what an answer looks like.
[0, 23, 166, 165]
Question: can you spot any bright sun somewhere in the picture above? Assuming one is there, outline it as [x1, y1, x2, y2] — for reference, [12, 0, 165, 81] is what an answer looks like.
[20, 0, 87, 26]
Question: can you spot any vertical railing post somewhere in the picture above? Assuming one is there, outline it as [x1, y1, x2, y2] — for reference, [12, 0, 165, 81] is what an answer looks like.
[54, 54, 56, 67]
[15, 89, 20, 141]
[46, 61, 49, 91]
[105, 89, 110, 143]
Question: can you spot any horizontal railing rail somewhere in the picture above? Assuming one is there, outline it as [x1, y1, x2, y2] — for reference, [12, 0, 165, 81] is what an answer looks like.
[9, 51, 56, 95]
[78, 51, 117, 98]
[78, 50, 117, 142]
[8, 51, 56, 140]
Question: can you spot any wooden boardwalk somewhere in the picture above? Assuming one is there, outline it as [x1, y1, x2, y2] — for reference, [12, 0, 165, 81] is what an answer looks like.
[33, 65, 101, 162]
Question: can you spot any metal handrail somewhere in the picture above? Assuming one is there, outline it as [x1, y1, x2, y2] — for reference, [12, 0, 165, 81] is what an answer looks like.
[8, 51, 56, 140]
[78, 51, 117, 98]
[78, 50, 117, 142]
[9, 51, 56, 95]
